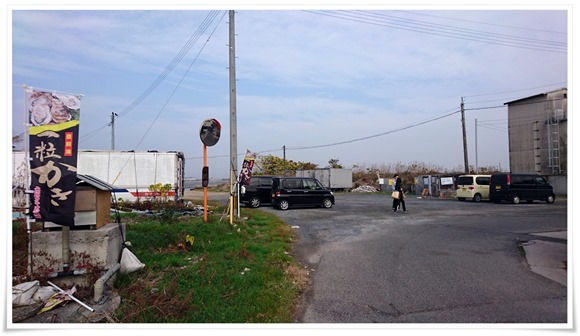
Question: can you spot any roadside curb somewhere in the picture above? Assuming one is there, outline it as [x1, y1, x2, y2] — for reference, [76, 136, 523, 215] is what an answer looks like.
[519, 231, 567, 287]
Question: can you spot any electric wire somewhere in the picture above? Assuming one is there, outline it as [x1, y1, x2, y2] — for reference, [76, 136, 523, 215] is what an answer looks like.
[463, 81, 566, 98]
[478, 124, 507, 133]
[187, 108, 461, 160]
[304, 10, 566, 53]
[117, 11, 221, 118]
[72, 11, 565, 166]
[80, 124, 110, 143]
[80, 10, 221, 144]
[84, 11, 226, 182]
[131, 11, 226, 151]
[189, 91, 565, 161]
[394, 10, 567, 36]
[287, 109, 460, 151]
[358, 10, 566, 48]
[109, 11, 226, 181]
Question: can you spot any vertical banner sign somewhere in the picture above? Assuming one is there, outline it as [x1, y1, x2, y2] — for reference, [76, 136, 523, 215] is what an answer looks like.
[27, 89, 81, 227]
[238, 150, 257, 186]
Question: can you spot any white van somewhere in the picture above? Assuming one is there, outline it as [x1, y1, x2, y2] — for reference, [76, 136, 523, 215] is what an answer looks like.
[456, 175, 491, 202]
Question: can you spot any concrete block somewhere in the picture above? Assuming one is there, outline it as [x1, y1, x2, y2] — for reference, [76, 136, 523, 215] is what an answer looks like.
[29, 223, 125, 287]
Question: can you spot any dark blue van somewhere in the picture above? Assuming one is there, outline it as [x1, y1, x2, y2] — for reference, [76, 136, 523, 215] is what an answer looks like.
[271, 177, 335, 210]
[489, 173, 555, 204]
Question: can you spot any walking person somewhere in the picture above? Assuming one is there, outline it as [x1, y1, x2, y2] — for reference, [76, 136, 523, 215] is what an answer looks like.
[392, 174, 407, 213]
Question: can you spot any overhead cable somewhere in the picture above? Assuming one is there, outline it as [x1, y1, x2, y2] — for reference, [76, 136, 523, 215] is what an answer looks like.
[395, 10, 567, 35]
[130, 11, 226, 151]
[80, 11, 222, 145]
[304, 10, 566, 53]
[187, 108, 461, 160]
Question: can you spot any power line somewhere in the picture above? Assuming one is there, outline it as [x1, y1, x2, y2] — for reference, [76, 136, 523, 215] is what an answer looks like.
[288, 109, 460, 151]
[80, 10, 223, 145]
[465, 105, 504, 111]
[187, 108, 461, 160]
[478, 124, 507, 133]
[117, 10, 222, 118]
[130, 11, 226, 151]
[188, 92, 566, 160]
[83, 12, 227, 186]
[359, 10, 566, 48]
[478, 120, 507, 126]
[463, 81, 566, 98]
[190, 93, 565, 161]
[395, 10, 567, 36]
[304, 10, 566, 53]
[80, 124, 109, 142]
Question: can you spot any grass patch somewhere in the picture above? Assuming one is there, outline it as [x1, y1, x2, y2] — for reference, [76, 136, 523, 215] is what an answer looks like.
[112, 206, 307, 323]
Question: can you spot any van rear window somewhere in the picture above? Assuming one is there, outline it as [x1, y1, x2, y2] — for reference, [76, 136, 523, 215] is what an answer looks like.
[456, 176, 474, 185]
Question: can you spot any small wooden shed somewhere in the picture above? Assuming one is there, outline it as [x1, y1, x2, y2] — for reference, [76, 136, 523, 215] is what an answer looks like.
[43, 174, 118, 230]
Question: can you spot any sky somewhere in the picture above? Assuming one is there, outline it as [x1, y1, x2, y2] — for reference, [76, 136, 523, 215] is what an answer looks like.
[6, 1, 572, 181]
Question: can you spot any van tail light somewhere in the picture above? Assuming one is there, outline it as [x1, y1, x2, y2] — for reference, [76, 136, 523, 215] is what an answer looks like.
[275, 191, 280, 197]
[506, 174, 511, 185]
[469, 186, 474, 190]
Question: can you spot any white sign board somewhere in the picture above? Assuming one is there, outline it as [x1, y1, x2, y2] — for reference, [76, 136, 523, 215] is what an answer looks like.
[441, 177, 454, 185]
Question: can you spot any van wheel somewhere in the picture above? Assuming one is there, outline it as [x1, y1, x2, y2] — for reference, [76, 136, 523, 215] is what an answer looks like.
[278, 200, 290, 210]
[473, 194, 482, 203]
[322, 198, 333, 209]
[249, 197, 261, 208]
[546, 195, 555, 204]
[511, 195, 521, 204]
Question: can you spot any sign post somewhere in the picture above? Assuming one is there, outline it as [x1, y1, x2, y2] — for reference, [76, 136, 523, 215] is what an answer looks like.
[199, 118, 221, 222]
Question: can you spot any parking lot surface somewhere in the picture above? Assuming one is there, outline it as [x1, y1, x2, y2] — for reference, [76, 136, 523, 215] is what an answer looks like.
[260, 193, 568, 324]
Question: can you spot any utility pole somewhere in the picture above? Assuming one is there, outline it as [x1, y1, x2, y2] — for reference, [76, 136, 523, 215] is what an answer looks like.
[110, 112, 118, 150]
[283, 145, 286, 175]
[228, 10, 239, 220]
[461, 97, 469, 174]
[475, 118, 478, 173]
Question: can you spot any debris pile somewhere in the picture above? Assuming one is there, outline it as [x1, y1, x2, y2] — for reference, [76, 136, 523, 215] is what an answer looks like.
[351, 185, 378, 193]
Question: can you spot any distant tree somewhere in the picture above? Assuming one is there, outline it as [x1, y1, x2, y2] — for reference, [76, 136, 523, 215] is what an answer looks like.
[255, 154, 318, 176]
[296, 161, 318, 171]
[328, 158, 343, 169]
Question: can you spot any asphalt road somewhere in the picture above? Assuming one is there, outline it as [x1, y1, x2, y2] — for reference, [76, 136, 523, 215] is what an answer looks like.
[258, 193, 568, 324]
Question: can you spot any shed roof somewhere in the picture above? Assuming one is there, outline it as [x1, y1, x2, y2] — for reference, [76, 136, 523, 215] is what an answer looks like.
[76, 174, 127, 192]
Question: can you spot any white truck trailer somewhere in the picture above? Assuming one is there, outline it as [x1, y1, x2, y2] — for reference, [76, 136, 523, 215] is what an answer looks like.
[12, 150, 185, 204]
[296, 168, 353, 191]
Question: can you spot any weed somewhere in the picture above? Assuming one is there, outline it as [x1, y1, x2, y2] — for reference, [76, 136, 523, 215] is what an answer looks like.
[112, 207, 305, 323]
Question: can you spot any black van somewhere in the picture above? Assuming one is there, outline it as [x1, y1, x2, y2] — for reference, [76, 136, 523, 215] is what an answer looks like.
[240, 175, 276, 208]
[489, 173, 555, 204]
[271, 177, 335, 210]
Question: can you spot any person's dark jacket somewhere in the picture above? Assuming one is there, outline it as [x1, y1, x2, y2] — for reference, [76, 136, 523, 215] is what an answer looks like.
[394, 177, 404, 199]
